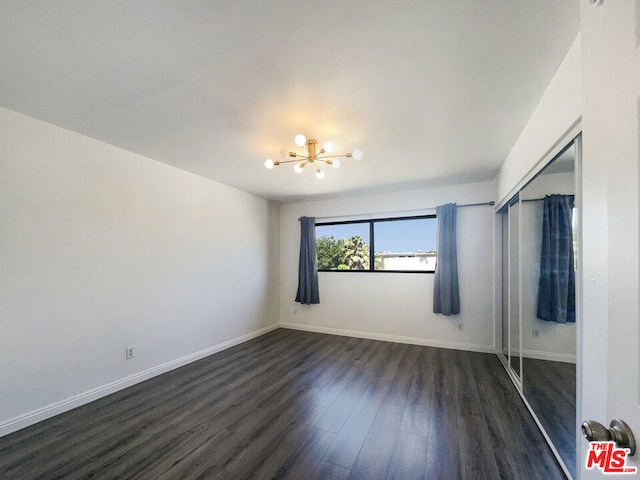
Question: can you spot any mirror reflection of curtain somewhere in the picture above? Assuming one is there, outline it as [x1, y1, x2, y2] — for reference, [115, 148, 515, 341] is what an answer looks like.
[537, 194, 575, 323]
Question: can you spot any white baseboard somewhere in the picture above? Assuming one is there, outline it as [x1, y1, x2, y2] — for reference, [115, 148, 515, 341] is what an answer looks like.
[521, 348, 576, 364]
[279, 322, 495, 354]
[0, 323, 279, 438]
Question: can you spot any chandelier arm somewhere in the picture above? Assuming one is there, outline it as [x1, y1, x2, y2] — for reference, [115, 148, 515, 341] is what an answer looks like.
[315, 153, 350, 159]
[278, 158, 308, 165]
[282, 150, 314, 159]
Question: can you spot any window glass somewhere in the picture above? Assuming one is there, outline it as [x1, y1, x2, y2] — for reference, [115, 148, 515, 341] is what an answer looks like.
[316, 222, 370, 271]
[373, 217, 436, 271]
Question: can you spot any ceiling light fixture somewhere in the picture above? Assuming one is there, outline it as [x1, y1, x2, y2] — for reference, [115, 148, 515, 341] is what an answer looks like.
[265, 134, 363, 179]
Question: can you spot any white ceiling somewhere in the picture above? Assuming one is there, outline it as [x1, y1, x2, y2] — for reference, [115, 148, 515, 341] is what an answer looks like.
[0, 0, 579, 202]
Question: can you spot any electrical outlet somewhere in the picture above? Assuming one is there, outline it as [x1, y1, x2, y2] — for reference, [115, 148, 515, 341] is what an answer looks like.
[125, 347, 135, 360]
[532, 329, 539, 338]
[457, 323, 463, 331]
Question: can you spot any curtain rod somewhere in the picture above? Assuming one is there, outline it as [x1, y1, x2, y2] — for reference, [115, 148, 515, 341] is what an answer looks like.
[522, 194, 574, 203]
[299, 201, 495, 222]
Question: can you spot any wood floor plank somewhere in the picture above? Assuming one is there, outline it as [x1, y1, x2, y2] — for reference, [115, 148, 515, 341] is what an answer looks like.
[386, 430, 427, 480]
[347, 402, 404, 480]
[316, 339, 393, 433]
[323, 382, 392, 470]
[424, 390, 463, 480]
[315, 385, 363, 433]
[310, 461, 351, 480]
[151, 428, 244, 480]
[313, 338, 383, 407]
[0, 329, 566, 480]
[274, 427, 336, 480]
[382, 344, 418, 407]
[223, 402, 326, 479]
[400, 400, 431, 437]
[455, 352, 501, 480]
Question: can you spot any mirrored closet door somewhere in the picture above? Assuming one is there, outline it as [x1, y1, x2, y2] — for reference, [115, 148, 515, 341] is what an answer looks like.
[498, 138, 578, 478]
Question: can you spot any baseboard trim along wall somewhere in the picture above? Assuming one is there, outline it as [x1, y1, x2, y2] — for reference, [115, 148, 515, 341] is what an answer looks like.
[0, 324, 279, 438]
[499, 348, 576, 364]
[279, 322, 495, 354]
[521, 349, 576, 364]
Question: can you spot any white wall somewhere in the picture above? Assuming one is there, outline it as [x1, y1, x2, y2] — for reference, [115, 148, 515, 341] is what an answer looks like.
[520, 172, 576, 362]
[0, 107, 279, 432]
[496, 34, 582, 205]
[280, 181, 496, 352]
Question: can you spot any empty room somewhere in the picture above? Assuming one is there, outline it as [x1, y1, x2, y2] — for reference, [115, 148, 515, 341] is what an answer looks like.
[1, 1, 639, 479]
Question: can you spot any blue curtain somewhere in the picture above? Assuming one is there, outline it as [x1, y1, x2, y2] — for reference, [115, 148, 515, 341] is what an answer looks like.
[295, 216, 320, 305]
[537, 195, 575, 323]
[433, 203, 460, 315]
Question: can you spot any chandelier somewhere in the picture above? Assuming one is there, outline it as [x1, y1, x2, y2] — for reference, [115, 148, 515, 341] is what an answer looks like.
[265, 134, 363, 179]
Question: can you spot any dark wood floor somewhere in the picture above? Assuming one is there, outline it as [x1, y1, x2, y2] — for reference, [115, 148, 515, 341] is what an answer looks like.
[0, 329, 564, 479]
[524, 358, 576, 478]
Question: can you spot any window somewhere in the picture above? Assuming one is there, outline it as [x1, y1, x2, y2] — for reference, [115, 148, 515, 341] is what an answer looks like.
[315, 215, 437, 273]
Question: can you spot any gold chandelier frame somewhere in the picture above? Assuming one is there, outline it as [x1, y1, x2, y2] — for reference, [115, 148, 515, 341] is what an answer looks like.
[265, 135, 363, 179]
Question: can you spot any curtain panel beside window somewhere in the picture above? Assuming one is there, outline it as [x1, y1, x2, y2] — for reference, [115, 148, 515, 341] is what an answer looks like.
[433, 203, 460, 315]
[295, 216, 320, 305]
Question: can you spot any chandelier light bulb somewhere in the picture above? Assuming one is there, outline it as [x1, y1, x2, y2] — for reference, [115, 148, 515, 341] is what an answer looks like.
[352, 149, 364, 161]
[323, 141, 334, 153]
[280, 147, 290, 158]
[264, 159, 274, 169]
[294, 134, 306, 147]
[332, 158, 341, 169]
[316, 169, 325, 179]
[294, 163, 304, 173]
